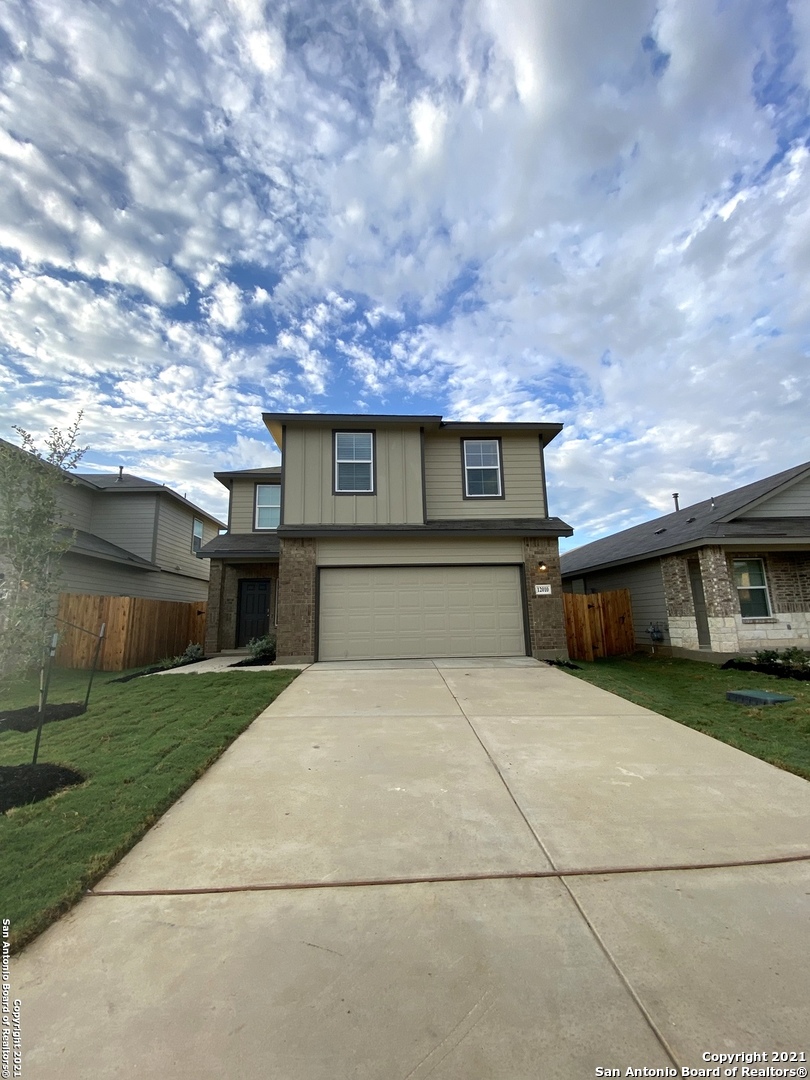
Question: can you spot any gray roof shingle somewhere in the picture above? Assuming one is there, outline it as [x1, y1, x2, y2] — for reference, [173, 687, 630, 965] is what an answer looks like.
[561, 461, 810, 576]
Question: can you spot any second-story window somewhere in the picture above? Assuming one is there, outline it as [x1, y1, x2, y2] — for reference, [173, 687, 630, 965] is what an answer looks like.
[463, 439, 503, 497]
[192, 517, 204, 552]
[335, 432, 374, 493]
[255, 484, 281, 529]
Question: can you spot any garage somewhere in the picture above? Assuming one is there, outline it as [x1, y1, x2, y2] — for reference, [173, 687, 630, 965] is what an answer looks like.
[318, 565, 527, 661]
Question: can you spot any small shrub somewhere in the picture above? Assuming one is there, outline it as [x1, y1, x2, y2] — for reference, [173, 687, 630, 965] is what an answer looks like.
[752, 649, 781, 665]
[181, 642, 205, 663]
[247, 634, 276, 662]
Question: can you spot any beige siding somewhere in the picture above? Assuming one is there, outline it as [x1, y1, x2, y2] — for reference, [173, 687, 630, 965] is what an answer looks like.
[153, 497, 212, 580]
[316, 536, 524, 566]
[58, 482, 95, 531]
[283, 426, 424, 525]
[59, 554, 209, 602]
[230, 479, 259, 532]
[319, 565, 525, 660]
[90, 494, 157, 561]
[580, 559, 666, 647]
[424, 432, 546, 519]
[742, 474, 810, 517]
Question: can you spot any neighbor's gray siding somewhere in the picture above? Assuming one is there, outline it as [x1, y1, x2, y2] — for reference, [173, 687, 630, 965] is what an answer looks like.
[59, 554, 209, 602]
[741, 474, 810, 517]
[423, 432, 546, 520]
[58, 483, 95, 531]
[90, 494, 158, 562]
[576, 558, 667, 647]
[153, 497, 212, 580]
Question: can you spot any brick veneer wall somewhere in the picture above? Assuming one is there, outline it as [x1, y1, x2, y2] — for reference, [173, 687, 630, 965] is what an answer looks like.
[204, 560, 279, 653]
[698, 546, 737, 618]
[661, 554, 693, 617]
[747, 551, 810, 614]
[522, 537, 568, 659]
[276, 538, 317, 662]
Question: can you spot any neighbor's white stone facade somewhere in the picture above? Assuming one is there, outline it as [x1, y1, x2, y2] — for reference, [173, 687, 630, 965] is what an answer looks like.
[736, 611, 810, 650]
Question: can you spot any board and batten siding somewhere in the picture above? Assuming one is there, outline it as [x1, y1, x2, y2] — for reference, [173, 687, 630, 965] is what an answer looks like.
[316, 535, 525, 566]
[153, 497, 212, 580]
[90, 494, 157, 562]
[741, 474, 810, 517]
[423, 433, 546, 520]
[58, 483, 95, 531]
[577, 559, 667, 647]
[59, 554, 210, 602]
[283, 425, 424, 525]
[229, 479, 262, 532]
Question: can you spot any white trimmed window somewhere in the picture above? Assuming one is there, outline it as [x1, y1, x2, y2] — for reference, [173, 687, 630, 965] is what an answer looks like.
[463, 439, 502, 497]
[192, 517, 204, 552]
[732, 558, 771, 618]
[255, 484, 281, 529]
[335, 432, 374, 493]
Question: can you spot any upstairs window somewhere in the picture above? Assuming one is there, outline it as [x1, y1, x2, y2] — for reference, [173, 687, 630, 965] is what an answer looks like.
[732, 558, 771, 618]
[192, 517, 204, 552]
[335, 432, 374, 493]
[463, 438, 503, 498]
[255, 484, 281, 529]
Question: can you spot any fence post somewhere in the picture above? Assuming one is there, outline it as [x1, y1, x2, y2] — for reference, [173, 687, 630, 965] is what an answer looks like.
[84, 621, 106, 710]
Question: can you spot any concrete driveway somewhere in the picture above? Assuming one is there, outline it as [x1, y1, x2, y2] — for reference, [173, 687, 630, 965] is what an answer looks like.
[12, 659, 810, 1078]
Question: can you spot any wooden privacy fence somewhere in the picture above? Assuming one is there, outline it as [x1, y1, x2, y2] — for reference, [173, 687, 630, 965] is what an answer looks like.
[563, 589, 635, 662]
[56, 593, 207, 671]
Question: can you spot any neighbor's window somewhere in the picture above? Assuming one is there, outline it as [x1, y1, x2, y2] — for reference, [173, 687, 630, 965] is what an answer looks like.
[733, 558, 771, 618]
[335, 432, 374, 493]
[255, 485, 281, 529]
[192, 517, 204, 552]
[463, 439, 503, 497]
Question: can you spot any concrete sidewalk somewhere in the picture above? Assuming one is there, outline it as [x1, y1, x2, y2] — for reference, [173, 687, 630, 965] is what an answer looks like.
[12, 660, 810, 1079]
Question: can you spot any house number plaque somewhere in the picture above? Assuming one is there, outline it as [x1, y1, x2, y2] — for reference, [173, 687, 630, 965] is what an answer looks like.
[534, 584, 552, 596]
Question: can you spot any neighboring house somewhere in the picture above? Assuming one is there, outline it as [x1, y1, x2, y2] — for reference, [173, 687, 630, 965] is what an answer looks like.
[199, 413, 573, 662]
[59, 468, 224, 602]
[560, 461, 810, 658]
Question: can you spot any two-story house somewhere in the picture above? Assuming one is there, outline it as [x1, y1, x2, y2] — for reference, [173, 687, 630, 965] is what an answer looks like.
[199, 413, 573, 663]
[60, 468, 223, 602]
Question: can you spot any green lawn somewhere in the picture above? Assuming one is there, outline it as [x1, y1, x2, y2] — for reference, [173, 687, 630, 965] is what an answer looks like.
[0, 666, 299, 952]
[567, 654, 810, 781]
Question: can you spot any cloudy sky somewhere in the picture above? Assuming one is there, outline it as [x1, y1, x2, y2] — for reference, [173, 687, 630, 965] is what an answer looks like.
[1, 0, 809, 549]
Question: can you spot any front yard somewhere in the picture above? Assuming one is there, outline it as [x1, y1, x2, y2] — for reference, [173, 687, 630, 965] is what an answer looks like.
[568, 654, 810, 781]
[0, 666, 298, 952]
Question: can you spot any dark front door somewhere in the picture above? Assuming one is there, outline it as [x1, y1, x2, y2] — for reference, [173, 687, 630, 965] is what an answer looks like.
[237, 580, 272, 647]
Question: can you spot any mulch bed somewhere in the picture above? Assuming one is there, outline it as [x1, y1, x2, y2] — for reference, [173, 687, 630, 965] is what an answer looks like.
[109, 658, 210, 683]
[0, 764, 86, 814]
[0, 702, 86, 733]
[721, 659, 810, 681]
[228, 655, 275, 667]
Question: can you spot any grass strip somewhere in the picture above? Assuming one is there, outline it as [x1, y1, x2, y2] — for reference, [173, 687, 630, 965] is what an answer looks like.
[0, 667, 299, 951]
[567, 654, 810, 781]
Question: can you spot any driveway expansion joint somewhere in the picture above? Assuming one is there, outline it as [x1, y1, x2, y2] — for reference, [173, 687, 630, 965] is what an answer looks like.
[85, 851, 810, 897]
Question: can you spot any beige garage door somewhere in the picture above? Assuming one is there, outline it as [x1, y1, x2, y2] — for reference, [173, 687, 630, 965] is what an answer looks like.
[318, 565, 526, 661]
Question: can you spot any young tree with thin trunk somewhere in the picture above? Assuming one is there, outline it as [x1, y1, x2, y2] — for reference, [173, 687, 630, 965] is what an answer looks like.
[0, 414, 86, 687]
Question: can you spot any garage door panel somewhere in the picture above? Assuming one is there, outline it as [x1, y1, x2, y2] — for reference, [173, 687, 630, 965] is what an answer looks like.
[319, 565, 526, 661]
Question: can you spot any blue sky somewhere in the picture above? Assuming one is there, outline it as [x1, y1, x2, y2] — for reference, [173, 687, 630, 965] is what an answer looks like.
[1, 0, 809, 551]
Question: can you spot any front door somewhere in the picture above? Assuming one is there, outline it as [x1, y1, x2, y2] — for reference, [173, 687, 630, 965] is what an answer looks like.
[236, 580, 272, 647]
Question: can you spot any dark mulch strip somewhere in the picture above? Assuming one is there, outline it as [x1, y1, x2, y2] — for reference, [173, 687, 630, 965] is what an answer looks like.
[721, 659, 810, 681]
[0, 764, 86, 814]
[0, 702, 86, 733]
[228, 655, 276, 667]
[544, 658, 582, 671]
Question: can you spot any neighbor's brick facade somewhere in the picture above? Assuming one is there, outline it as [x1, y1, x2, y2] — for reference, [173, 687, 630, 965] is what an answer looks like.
[275, 538, 317, 662]
[205, 560, 279, 654]
[698, 546, 737, 618]
[522, 537, 568, 660]
[661, 554, 694, 618]
[745, 551, 810, 614]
